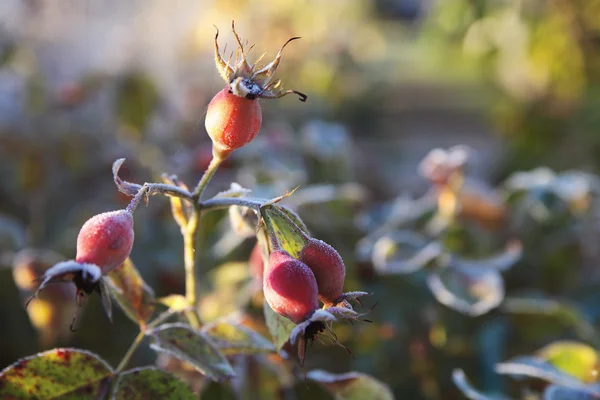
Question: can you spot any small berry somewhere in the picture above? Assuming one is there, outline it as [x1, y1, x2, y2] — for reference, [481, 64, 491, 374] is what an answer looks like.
[76, 209, 134, 274]
[263, 250, 319, 324]
[299, 238, 346, 306]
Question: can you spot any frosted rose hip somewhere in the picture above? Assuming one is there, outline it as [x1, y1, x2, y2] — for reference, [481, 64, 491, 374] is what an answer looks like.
[205, 88, 262, 159]
[299, 238, 346, 306]
[75, 210, 134, 273]
[263, 250, 319, 324]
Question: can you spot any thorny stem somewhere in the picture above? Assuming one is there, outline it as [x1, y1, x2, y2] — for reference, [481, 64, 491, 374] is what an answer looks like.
[115, 330, 145, 373]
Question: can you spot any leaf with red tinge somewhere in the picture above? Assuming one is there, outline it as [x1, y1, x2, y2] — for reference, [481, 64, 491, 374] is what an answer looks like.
[147, 323, 235, 382]
[202, 317, 275, 355]
[106, 258, 155, 328]
[112, 367, 196, 400]
[307, 369, 394, 400]
[0, 348, 113, 399]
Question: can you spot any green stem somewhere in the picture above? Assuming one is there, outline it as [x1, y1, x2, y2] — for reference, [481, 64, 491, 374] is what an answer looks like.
[183, 155, 224, 329]
[116, 330, 145, 373]
[183, 208, 202, 329]
[192, 156, 223, 200]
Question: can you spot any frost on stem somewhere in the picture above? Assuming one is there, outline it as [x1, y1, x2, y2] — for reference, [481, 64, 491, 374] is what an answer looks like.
[214, 21, 307, 102]
[112, 158, 193, 203]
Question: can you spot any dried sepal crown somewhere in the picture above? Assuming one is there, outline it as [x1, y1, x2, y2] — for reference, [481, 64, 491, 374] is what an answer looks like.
[214, 21, 307, 102]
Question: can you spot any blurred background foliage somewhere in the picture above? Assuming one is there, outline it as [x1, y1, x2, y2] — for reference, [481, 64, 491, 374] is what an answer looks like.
[2, 0, 600, 399]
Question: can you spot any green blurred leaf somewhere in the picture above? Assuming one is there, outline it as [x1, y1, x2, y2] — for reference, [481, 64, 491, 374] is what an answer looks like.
[106, 258, 156, 328]
[201, 317, 275, 356]
[307, 370, 394, 400]
[537, 341, 599, 383]
[147, 323, 235, 382]
[116, 72, 158, 132]
[263, 300, 296, 352]
[112, 367, 196, 400]
[157, 294, 189, 312]
[0, 348, 113, 399]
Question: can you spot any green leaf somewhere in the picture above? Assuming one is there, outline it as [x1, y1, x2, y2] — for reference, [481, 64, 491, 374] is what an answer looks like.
[147, 323, 235, 382]
[261, 205, 307, 258]
[277, 205, 310, 234]
[0, 348, 113, 399]
[537, 341, 599, 383]
[307, 370, 394, 400]
[112, 367, 196, 400]
[106, 258, 156, 328]
[263, 300, 296, 351]
[201, 316, 276, 355]
[157, 295, 189, 312]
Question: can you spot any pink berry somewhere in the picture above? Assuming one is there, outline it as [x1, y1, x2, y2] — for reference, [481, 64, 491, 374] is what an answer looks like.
[299, 238, 346, 306]
[263, 250, 319, 324]
[75, 210, 134, 274]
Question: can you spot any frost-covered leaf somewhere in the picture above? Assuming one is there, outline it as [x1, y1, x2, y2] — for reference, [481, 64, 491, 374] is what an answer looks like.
[112, 367, 196, 400]
[495, 356, 584, 387]
[427, 266, 504, 317]
[371, 231, 442, 275]
[261, 205, 307, 258]
[106, 258, 155, 328]
[449, 240, 522, 272]
[277, 205, 310, 234]
[0, 348, 113, 399]
[202, 317, 275, 355]
[307, 369, 394, 400]
[452, 369, 509, 400]
[263, 300, 296, 351]
[544, 384, 600, 400]
[147, 323, 234, 382]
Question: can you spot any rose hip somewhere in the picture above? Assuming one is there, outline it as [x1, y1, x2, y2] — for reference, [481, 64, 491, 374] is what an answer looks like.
[263, 250, 319, 324]
[299, 238, 346, 306]
[75, 209, 134, 274]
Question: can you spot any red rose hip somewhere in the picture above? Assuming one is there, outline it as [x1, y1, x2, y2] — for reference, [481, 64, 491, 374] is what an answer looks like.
[205, 88, 262, 159]
[299, 238, 346, 306]
[75, 209, 134, 274]
[263, 250, 319, 324]
[205, 23, 306, 159]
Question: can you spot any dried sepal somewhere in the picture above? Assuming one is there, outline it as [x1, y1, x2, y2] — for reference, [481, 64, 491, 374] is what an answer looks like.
[213, 26, 235, 83]
[213, 21, 307, 103]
